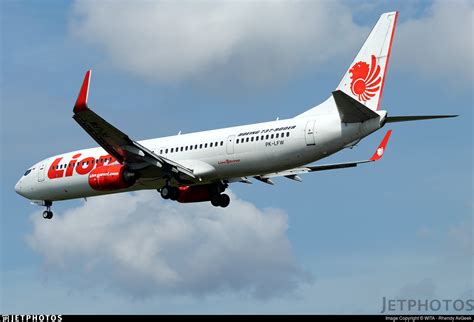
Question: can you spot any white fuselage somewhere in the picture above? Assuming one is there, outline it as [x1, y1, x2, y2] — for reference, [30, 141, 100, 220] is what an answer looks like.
[15, 111, 384, 202]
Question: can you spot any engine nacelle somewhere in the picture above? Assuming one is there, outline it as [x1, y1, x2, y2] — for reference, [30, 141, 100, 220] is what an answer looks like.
[177, 185, 213, 203]
[88, 164, 137, 191]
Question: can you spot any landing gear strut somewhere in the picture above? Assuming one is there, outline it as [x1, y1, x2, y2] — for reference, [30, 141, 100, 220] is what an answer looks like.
[42, 201, 53, 219]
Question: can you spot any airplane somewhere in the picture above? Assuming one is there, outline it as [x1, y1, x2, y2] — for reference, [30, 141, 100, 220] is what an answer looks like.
[15, 11, 457, 219]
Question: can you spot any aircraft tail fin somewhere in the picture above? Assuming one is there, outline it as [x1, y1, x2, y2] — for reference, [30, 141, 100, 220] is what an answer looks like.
[336, 12, 398, 112]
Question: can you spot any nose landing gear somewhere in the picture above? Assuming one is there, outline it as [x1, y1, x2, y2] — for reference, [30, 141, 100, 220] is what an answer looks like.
[42, 201, 53, 219]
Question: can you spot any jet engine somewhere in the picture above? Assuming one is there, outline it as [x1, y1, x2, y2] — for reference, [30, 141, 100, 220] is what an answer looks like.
[88, 164, 137, 191]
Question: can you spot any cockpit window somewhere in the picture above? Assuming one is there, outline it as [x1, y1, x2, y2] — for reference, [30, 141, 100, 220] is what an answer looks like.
[24, 169, 32, 176]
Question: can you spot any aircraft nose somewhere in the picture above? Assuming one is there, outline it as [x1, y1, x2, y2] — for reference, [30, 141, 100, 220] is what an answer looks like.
[14, 179, 23, 195]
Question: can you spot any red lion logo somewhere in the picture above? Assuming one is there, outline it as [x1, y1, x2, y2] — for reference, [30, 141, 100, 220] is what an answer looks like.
[349, 55, 381, 102]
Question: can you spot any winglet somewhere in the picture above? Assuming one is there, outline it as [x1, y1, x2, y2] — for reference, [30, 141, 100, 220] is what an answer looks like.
[74, 70, 91, 113]
[370, 130, 392, 161]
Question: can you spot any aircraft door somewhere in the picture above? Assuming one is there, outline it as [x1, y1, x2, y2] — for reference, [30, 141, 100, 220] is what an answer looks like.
[226, 135, 235, 154]
[38, 160, 47, 182]
[305, 120, 316, 146]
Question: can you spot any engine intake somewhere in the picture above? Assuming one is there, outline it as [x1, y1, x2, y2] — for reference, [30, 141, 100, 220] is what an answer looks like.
[88, 164, 137, 191]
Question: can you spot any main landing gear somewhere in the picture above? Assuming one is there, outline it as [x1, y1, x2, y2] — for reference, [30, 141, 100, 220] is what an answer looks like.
[210, 193, 230, 208]
[158, 182, 231, 208]
[160, 185, 179, 201]
[42, 201, 53, 219]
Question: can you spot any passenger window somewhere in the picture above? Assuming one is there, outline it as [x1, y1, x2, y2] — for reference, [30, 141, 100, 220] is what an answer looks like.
[171, 148, 174, 153]
[210, 143, 213, 147]
[287, 132, 290, 137]
[276, 133, 279, 138]
[266, 135, 269, 140]
[180, 147, 183, 151]
[271, 134, 274, 139]
[256, 136, 259, 141]
[205, 143, 208, 148]
[251, 137, 254, 142]
[165, 149, 168, 153]
[236, 139, 239, 144]
[199, 144, 203, 149]
[220, 141, 223, 146]
[190, 145, 193, 150]
[215, 142, 218, 146]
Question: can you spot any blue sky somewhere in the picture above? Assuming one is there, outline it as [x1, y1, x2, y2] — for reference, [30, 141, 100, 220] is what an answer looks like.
[1, 0, 472, 314]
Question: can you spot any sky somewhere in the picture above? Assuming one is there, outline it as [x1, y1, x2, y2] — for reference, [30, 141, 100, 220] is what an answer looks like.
[1, 0, 472, 314]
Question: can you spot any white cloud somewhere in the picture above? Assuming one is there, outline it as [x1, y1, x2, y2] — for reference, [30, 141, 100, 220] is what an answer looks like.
[26, 191, 311, 299]
[394, 0, 473, 87]
[70, 0, 473, 89]
[70, 0, 364, 84]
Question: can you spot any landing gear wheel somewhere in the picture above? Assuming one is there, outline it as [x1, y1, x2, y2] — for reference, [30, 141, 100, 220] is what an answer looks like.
[42, 210, 53, 219]
[219, 194, 230, 208]
[211, 194, 221, 207]
[160, 186, 171, 199]
[161, 186, 179, 200]
[169, 187, 179, 201]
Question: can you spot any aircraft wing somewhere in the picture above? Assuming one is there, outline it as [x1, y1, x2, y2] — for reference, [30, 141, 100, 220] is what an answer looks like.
[72, 70, 195, 181]
[251, 130, 392, 183]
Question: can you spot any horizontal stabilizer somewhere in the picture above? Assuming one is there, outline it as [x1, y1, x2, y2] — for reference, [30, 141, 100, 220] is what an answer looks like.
[332, 90, 380, 123]
[386, 115, 458, 123]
